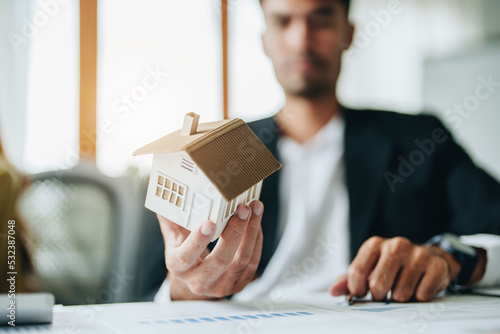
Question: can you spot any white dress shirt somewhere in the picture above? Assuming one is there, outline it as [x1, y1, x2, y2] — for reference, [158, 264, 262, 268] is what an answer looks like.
[155, 116, 500, 302]
[231, 115, 349, 301]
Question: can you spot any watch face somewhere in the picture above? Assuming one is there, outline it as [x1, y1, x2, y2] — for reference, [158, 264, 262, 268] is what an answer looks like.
[443, 233, 476, 256]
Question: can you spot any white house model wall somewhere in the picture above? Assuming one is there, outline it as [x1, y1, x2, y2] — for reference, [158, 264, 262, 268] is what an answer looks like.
[145, 151, 263, 241]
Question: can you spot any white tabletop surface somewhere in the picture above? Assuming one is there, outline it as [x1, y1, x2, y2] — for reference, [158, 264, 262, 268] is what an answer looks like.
[2, 291, 500, 333]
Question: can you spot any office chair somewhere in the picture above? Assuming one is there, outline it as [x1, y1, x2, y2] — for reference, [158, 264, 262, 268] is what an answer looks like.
[18, 162, 166, 305]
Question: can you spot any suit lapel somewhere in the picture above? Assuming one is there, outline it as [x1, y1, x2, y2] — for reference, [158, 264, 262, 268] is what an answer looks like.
[343, 108, 395, 260]
[247, 116, 281, 274]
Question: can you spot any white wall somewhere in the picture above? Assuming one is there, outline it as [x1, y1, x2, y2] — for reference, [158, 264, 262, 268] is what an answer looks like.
[424, 41, 500, 182]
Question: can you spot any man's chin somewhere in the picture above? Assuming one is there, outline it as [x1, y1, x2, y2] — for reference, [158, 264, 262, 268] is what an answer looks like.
[284, 83, 332, 98]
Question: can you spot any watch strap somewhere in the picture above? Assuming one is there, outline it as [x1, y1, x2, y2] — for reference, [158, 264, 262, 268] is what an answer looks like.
[425, 234, 478, 286]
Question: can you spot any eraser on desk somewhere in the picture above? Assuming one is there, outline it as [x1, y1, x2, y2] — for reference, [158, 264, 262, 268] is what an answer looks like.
[0, 292, 54, 326]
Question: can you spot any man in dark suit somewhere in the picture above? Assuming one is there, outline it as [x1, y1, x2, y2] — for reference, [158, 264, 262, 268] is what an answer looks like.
[155, 0, 500, 302]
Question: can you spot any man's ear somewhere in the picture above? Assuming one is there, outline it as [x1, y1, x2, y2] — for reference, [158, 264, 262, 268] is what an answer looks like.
[343, 22, 355, 50]
[340, 22, 355, 52]
[261, 32, 269, 57]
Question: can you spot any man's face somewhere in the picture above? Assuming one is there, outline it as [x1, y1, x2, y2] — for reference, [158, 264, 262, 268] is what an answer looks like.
[261, 0, 353, 98]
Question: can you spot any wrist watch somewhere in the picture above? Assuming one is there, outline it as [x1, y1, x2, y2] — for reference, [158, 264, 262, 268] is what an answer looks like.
[426, 233, 478, 286]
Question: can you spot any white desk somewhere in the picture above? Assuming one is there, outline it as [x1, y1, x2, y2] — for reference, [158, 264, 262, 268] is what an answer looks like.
[2, 292, 500, 333]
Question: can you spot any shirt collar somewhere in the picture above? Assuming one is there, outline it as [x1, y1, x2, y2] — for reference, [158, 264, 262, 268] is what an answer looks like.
[278, 115, 345, 160]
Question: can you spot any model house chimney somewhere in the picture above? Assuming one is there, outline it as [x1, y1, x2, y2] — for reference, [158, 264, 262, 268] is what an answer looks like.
[180, 112, 200, 136]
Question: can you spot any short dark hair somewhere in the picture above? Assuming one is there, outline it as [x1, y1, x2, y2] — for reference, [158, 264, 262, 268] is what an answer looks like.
[339, 0, 351, 13]
[259, 0, 351, 15]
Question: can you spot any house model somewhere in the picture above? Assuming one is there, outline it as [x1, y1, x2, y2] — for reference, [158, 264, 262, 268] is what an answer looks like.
[133, 112, 281, 241]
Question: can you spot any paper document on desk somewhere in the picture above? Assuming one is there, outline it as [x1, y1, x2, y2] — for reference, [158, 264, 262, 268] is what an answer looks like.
[5, 293, 500, 334]
[49, 297, 364, 334]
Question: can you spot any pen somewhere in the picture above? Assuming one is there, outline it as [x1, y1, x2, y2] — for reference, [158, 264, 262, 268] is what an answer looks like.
[346, 294, 355, 305]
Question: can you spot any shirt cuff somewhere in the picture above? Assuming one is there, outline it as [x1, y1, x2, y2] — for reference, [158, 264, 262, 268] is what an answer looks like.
[459, 233, 500, 287]
[154, 277, 173, 303]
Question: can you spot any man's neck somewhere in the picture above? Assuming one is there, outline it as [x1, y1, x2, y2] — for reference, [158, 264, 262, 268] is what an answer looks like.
[276, 94, 342, 143]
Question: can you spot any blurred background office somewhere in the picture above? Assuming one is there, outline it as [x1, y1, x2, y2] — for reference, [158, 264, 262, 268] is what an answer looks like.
[0, 0, 499, 304]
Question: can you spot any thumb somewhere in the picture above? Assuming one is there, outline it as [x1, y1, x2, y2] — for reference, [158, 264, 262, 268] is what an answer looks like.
[157, 213, 190, 247]
[328, 273, 349, 297]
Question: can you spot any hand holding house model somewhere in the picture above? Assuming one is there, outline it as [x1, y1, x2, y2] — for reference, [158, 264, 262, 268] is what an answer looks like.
[133, 113, 281, 241]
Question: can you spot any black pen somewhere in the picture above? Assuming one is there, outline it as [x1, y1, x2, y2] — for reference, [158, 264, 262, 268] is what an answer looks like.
[346, 294, 355, 305]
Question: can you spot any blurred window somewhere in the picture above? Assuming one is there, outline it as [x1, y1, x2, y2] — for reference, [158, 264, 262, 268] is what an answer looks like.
[96, 0, 222, 177]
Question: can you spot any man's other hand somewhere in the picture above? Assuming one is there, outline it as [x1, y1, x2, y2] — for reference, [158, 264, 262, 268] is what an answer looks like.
[157, 201, 264, 300]
[329, 236, 466, 302]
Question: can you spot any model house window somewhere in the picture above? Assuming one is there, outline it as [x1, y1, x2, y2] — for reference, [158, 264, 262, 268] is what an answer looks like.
[246, 184, 258, 204]
[155, 174, 185, 209]
[224, 197, 238, 221]
[246, 186, 252, 203]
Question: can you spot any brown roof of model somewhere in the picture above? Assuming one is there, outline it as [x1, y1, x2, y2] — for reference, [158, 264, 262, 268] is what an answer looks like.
[133, 113, 281, 201]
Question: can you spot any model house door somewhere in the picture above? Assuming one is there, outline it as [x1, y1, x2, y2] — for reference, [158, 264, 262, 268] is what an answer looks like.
[189, 191, 212, 229]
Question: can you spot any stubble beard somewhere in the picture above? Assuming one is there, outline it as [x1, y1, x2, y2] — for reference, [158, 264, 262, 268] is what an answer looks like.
[278, 56, 339, 99]
[281, 74, 335, 99]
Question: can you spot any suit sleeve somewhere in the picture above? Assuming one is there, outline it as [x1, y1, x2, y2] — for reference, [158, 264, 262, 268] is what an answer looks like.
[429, 117, 500, 285]
[431, 117, 500, 236]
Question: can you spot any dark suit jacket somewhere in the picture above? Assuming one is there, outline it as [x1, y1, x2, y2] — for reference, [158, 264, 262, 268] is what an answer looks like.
[247, 108, 500, 274]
